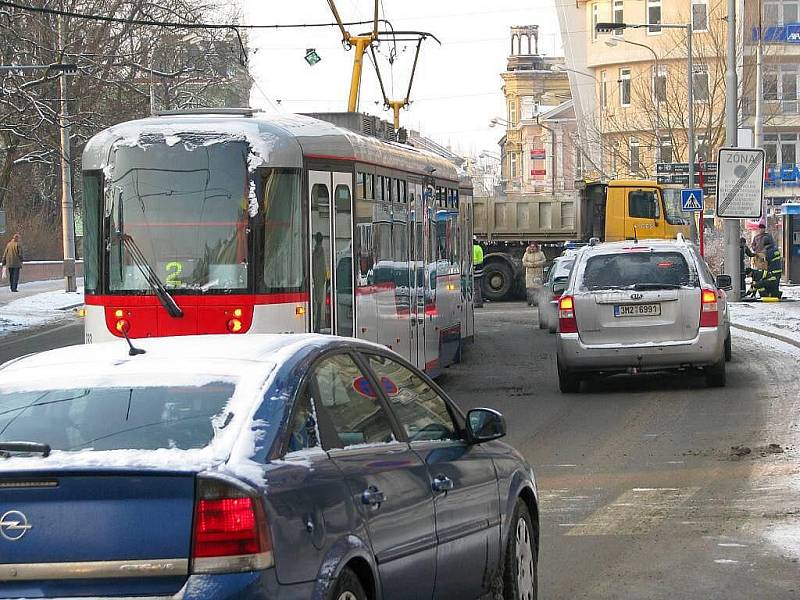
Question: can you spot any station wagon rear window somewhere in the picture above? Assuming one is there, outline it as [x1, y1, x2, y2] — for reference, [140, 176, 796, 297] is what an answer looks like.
[581, 251, 695, 290]
[0, 382, 236, 452]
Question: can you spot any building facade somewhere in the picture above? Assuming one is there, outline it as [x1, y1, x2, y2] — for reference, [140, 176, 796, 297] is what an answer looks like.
[498, 26, 577, 196]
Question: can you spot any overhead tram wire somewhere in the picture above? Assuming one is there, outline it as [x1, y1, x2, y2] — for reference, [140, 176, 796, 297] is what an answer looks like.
[0, 2, 392, 32]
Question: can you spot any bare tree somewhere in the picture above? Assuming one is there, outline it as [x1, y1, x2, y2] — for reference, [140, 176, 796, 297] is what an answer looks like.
[0, 0, 251, 257]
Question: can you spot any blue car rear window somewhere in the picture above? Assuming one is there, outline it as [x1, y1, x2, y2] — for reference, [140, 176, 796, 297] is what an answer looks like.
[0, 383, 236, 451]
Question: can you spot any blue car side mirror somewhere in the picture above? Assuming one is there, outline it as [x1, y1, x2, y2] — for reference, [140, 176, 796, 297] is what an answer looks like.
[467, 408, 507, 444]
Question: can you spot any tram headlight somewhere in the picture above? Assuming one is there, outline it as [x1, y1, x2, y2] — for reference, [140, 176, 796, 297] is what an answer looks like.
[295, 305, 306, 318]
[115, 319, 129, 333]
[227, 318, 244, 333]
[114, 309, 124, 318]
[233, 308, 243, 318]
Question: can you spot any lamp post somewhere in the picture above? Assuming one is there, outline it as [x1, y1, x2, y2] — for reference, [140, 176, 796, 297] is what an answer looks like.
[604, 37, 663, 163]
[596, 21, 695, 192]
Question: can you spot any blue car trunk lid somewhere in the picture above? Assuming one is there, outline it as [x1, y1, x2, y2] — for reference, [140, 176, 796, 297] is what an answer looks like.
[0, 471, 195, 598]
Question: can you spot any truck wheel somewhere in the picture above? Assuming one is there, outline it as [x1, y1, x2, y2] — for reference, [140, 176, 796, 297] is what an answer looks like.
[483, 261, 513, 301]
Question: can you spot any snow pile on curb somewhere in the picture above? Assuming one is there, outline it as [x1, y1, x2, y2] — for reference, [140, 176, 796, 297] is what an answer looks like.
[729, 285, 800, 346]
[0, 289, 84, 335]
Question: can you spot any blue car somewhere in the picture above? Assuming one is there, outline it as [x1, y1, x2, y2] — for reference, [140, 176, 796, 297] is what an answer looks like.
[0, 335, 539, 600]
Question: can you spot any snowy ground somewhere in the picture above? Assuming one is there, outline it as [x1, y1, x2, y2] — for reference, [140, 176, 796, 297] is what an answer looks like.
[729, 284, 800, 346]
[0, 280, 84, 336]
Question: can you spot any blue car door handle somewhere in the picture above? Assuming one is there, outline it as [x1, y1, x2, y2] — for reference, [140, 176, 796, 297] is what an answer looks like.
[431, 475, 454, 492]
[362, 486, 386, 506]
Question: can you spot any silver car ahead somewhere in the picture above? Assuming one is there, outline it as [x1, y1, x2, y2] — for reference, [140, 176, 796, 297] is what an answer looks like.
[555, 238, 732, 393]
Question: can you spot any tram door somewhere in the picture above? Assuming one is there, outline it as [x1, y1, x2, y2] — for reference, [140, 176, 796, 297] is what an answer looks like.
[308, 171, 354, 336]
[409, 183, 426, 369]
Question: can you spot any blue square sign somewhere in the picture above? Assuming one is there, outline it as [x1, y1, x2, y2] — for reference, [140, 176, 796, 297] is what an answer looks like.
[680, 188, 704, 212]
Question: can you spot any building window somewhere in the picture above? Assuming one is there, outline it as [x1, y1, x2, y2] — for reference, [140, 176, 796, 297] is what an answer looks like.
[600, 70, 608, 108]
[613, 0, 624, 36]
[659, 136, 673, 164]
[692, 0, 708, 32]
[576, 146, 584, 177]
[763, 0, 799, 25]
[592, 3, 599, 40]
[764, 64, 799, 109]
[521, 96, 537, 120]
[764, 134, 778, 165]
[629, 137, 640, 174]
[653, 65, 667, 102]
[509, 99, 518, 126]
[619, 68, 631, 106]
[781, 134, 798, 166]
[693, 65, 709, 102]
[696, 134, 709, 162]
[647, 0, 662, 34]
[510, 152, 519, 179]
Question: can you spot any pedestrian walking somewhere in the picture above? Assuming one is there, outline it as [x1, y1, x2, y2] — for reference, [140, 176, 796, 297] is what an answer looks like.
[522, 242, 546, 306]
[2, 233, 23, 292]
[473, 237, 484, 308]
[751, 223, 777, 255]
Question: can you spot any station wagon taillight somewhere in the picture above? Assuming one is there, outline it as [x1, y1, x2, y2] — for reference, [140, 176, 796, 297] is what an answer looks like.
[191, 477, 273, 574]
[699, 288, 719, 328]
[559, 295, 578, 333]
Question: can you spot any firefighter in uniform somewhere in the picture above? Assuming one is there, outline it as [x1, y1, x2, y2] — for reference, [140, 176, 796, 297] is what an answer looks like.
[473, 237, 484, 308]
[745, 235, 783, 299]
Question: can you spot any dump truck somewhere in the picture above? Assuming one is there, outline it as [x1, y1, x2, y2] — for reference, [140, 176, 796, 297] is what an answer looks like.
[473, 179, 693, 301]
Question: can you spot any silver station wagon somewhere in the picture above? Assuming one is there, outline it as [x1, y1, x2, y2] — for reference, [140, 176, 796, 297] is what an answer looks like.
[555, 238, 732, 392]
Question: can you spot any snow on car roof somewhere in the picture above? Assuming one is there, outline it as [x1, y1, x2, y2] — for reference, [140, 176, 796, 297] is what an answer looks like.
[0, 334, 337, 473]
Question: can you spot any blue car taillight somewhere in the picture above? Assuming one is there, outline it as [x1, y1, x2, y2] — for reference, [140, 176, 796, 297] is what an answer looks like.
[191, 476, 273, 574]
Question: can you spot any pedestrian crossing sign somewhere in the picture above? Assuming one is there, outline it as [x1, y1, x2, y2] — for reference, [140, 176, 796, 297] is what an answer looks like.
[680, 188, 704, 212]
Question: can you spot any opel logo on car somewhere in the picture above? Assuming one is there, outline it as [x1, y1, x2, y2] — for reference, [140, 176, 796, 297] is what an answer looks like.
[630, 293, 644, 300]
[0, 510, 31, 541]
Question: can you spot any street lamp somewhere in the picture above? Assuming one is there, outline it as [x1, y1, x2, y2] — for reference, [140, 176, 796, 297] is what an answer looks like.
[604, 37, 663, 163]
[489, 117, 509, 128]
[596, 21, 695, 190]
[550, 64, 596, 80]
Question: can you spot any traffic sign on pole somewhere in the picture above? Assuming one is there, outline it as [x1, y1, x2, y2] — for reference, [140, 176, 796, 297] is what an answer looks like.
[716, 147, 765, 218]
[680, 188, 704, 211]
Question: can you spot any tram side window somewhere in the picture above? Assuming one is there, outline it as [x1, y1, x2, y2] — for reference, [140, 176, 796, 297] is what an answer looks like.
[356, 173, 366, 200]
[366, 173, 374, 200]
[260, 168, 305, 294]
[81, 171, 102, 294]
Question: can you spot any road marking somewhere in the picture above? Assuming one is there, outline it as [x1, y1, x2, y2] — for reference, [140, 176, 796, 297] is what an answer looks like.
[714, 559, 739, 564]
[566, 487, 700, 536]
[718, 543, 747, 548]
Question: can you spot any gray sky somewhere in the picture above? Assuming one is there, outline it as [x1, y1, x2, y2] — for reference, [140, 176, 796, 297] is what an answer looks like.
[244, 1, 561, 157]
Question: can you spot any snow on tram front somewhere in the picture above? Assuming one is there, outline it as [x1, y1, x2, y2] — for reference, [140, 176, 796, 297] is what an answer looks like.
[81, 109, 474, 376]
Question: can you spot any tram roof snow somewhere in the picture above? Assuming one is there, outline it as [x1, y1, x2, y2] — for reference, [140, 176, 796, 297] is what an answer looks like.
[82, 112, 460, 183]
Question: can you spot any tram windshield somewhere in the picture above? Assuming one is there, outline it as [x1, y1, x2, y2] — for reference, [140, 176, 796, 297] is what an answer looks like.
[107, 140, 250, 292]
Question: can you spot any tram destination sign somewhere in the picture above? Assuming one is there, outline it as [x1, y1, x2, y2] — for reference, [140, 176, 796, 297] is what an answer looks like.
[715, 148, 765, 219]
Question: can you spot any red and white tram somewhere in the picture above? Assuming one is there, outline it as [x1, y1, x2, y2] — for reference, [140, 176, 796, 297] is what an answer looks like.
[81, 109, 474, 375]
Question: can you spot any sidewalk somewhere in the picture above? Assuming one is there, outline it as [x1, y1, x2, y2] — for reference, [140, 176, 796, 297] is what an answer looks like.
[0, 278, 84, 337]
[729, 284, 800, 350]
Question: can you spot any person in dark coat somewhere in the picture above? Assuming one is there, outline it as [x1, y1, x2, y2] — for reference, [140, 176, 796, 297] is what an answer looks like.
[2, 233, 23, 292]
[744, 228, 783, 299]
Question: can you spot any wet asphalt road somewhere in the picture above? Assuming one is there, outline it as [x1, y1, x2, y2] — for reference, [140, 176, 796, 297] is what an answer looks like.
[438, 302, 800, 599]
[3, 306, 799, 599]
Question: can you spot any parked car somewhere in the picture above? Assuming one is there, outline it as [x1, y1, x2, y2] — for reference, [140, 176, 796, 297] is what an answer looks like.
[538, 256, 576, 333]
[0, 335, 539, 600]
[555, 238, 732, 393]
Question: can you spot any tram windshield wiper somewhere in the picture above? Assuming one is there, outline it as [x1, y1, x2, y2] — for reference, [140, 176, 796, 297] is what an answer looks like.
[114, 233, 184, 318]
[0, 441, 51, 458]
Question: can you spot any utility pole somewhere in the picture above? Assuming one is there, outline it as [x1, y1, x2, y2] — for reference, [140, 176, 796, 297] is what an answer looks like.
[724, 0, 741, 300]
[686, 23, 696, 194]
[58, 11, 77, 293]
